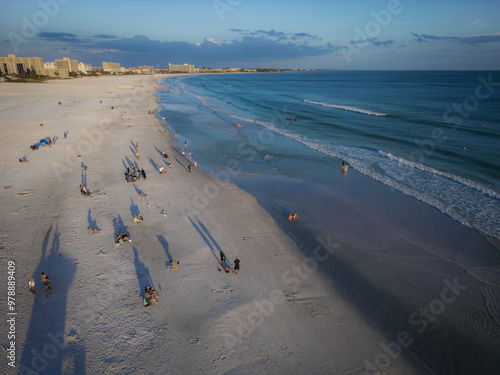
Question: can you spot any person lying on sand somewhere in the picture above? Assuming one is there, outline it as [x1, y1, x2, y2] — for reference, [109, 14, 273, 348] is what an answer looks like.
[116, 233, 131, 244]
[19, 158, 29, 162]
[88, 226, 101, 234]
[144, 286, 158, 307]
[138, 192, 148, 198]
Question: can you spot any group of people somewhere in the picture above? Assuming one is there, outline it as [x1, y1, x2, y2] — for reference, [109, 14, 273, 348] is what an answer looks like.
[28, 272, 52, 300]
[88, 226, 101, 234]
[125, 165, 146, 182]
[288, 211, 298, 221]
[144, 285, 159, 307]
[220, 251, 240, 275]
[80, 184, 90, 196]
[115, 232, 131, 244]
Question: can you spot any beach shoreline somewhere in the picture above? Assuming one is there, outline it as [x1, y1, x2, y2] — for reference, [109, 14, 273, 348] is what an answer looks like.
[156, 72, 500, 375]
[1, 75, 427, 374]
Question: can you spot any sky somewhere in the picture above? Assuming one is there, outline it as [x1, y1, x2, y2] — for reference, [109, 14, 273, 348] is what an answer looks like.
[0, 0, 499, 70]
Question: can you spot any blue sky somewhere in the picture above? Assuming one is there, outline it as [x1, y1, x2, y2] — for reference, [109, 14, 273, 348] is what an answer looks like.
[1, 0, 499, 69]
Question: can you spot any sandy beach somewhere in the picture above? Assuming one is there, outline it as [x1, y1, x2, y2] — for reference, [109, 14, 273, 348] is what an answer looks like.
[0, 75, 427, 374]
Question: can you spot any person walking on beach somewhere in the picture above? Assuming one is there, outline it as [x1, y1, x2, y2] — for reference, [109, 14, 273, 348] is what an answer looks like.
[41, 272, 51, 297]
[188, 152, 192, 160]
[194, 160, 198, 168]
[175, 130, 178, 138]
[234, 257, 240, 275]
[28, 277, 36, 301]
[220, 251, 226, 266]
[141, 168, 147, 180]
[188, 164, 191, 173]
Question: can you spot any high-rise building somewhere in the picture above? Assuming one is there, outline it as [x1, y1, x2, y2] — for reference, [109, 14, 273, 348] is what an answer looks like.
[168, 63, 198, 73]
[103, 62, 120, 72]
[55, 57, 78, 72]
[0, 54, 44, 74]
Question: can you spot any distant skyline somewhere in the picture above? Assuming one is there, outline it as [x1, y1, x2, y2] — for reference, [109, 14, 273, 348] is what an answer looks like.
[1, 0, 499, 70]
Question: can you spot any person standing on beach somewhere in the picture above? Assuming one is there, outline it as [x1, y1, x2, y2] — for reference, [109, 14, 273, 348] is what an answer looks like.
[194, 160, 197, 168]
[141, 168, 147, 180]
[188, 165, 191, 173]
[41, 272, 51, 297]
[28, 277, 36, 301]
[234, 257, 240, 275]
[184, 140, 187, 148]
[175, 130, 177, 138]
[220, 251, 226, 266]
[159, 165, 166, 176]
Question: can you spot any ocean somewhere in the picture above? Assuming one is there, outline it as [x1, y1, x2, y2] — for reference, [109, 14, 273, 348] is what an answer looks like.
[157, 71, 500, 374]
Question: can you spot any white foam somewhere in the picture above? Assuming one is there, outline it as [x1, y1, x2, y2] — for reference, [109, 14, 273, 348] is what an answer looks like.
[172, 80, 500, 240]
[304, 99, 387, 116]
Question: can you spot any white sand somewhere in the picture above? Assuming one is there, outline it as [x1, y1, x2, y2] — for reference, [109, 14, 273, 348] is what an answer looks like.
[0, 76, 425, 374]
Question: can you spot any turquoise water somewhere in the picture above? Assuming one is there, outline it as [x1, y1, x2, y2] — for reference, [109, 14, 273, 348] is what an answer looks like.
[160, 71, 500, 239]
[157, 71, 500, 374]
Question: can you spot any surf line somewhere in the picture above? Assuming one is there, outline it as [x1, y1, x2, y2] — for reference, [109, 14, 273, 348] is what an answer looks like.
[304, 99, 387, 116]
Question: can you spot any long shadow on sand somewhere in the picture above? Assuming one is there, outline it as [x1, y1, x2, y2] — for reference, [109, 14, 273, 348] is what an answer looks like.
[129, 196, 140, 218]
[148, 157, 159, 172]
[154, 145, 168, 158]
[132, 183, 147, 197]
[175, 157, 188, 172]
[87, 209, 100, 230]
[156, 234, 172, 265]
[133, 247, 154, 300]
[19, 224, 85, 374]
[112, 215, 129, 239]
[188, 216, 221, 267]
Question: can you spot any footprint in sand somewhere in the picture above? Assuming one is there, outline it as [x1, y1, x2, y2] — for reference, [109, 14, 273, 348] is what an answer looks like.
[189, 337, 200, 345]
[17, 190, 34, 196]
[212, 286, 233, 294]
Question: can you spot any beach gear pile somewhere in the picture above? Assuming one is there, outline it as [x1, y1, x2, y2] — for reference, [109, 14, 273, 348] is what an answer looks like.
[30, 137, 51, 150]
